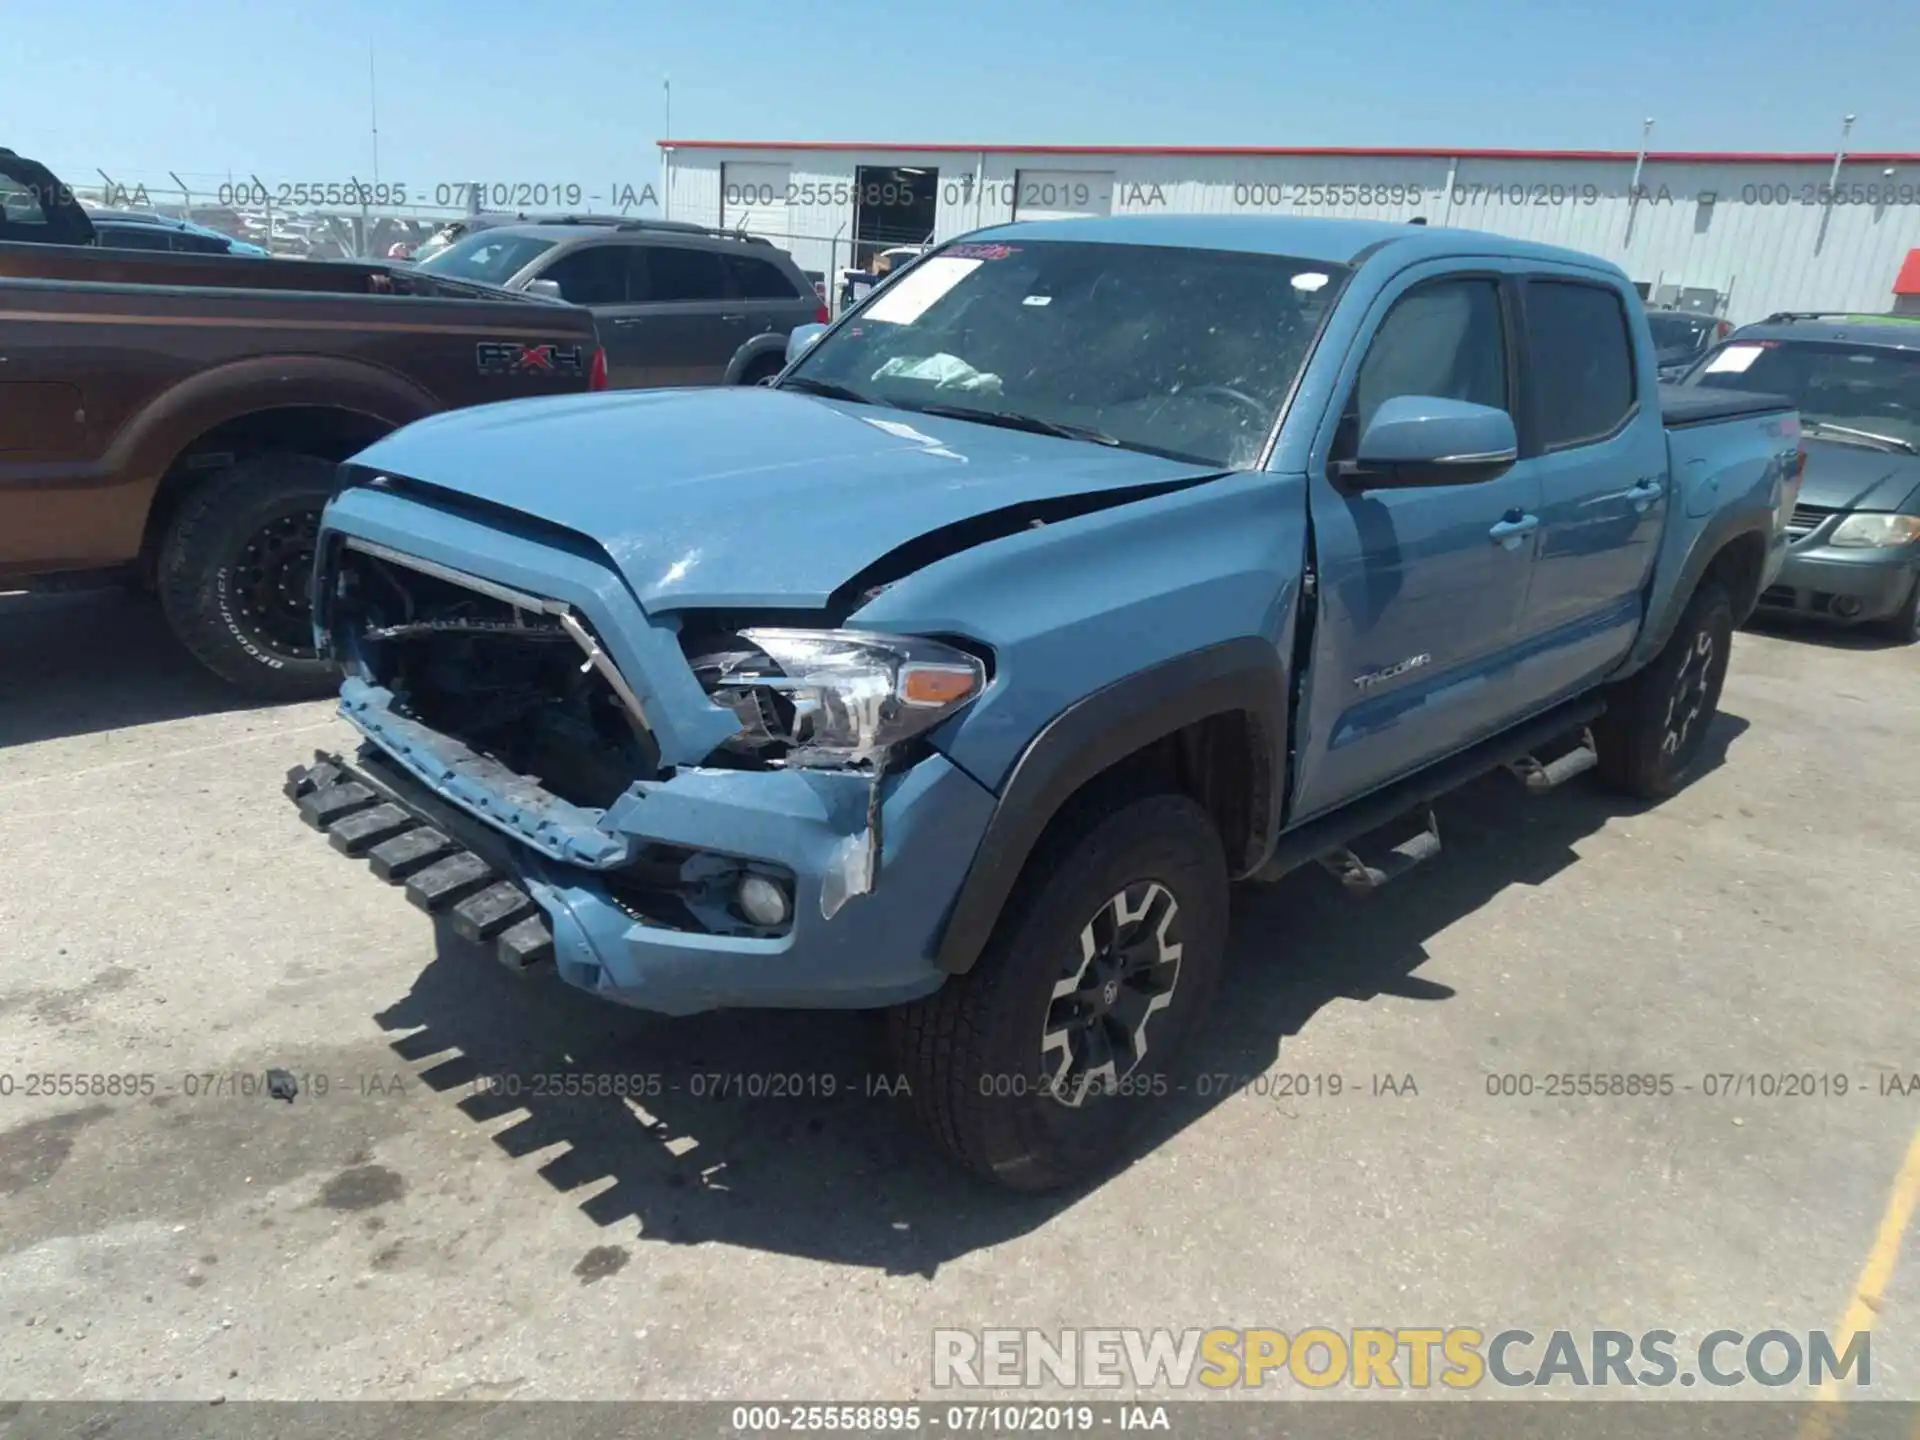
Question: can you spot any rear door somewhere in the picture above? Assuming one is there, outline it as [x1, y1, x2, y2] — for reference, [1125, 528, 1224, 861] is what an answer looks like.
[1509, 273, 1668, 696]
[631, 243, 736, 385]
[721, 250, 812, 345]
[1290, 264, 1545, 820]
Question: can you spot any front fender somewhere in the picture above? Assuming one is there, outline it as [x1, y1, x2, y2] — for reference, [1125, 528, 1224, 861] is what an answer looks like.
[930, 639, 1289, 975]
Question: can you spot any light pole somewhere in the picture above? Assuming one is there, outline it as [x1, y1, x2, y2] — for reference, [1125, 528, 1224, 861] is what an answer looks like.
[1814, 113, 1854, 256]
[662, 75, 672, 219]
[1624, 116, 1654, 248]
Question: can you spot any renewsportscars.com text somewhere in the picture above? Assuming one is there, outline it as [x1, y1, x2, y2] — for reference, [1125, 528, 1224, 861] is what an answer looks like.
[932, 1327, 1870, 1391]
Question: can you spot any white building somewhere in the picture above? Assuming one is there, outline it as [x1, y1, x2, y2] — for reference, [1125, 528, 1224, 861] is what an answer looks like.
[658, 139, 1920, 323]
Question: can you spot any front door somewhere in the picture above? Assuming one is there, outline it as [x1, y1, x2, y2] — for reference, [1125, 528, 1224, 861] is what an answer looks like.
[532, 244, 643, 386]
[1289, 267, 1544, 821]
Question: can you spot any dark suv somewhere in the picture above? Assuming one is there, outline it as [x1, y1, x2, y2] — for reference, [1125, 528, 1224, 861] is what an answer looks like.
[414, 218, 825, 387]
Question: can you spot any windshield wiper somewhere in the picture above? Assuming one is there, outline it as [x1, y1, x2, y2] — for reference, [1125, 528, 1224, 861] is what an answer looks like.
[1805, 421, 1918, 455]
[778, 375, 887, 406]
[903, 402, 1121, 447]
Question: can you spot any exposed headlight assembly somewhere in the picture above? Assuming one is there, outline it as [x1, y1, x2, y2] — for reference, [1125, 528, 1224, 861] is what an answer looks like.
[689, 628, 987, 769]
[1828, 513, 1920, 548]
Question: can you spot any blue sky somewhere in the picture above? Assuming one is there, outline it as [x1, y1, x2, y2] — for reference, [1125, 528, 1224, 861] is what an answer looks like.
[13, 0, 1919, 202]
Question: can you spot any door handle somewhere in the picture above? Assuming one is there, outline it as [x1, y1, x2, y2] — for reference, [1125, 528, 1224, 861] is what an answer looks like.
[720, 313, 748, 323]
[611, 316, 645, 327]
[1626, 477, 1665, 511]
[1488, 513, 1540, 548]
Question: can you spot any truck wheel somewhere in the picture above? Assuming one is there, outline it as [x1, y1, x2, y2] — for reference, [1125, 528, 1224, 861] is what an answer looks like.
[888, 793, 1229, 1191]
[157, 452, 342, 700]
[738, 353, 784, 386]
[1593, 580, 1733, 800]
[1878, 572, 1920, 645]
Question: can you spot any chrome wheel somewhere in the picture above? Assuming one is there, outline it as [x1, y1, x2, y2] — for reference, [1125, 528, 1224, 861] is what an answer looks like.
[1040, 881, 1183, 1108]
[1660, 627, 1714, 758]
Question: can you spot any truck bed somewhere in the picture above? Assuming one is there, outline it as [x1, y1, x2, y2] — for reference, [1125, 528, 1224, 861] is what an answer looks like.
[0, 238, 552, 305]
[1659, 383, 1794, 428]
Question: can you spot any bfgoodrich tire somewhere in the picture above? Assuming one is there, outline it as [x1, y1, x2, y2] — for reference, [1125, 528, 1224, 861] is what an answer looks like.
[157, 452, 342, 700]
[888, 793, 1230, 1191]
[1594, 581, 1734, 800]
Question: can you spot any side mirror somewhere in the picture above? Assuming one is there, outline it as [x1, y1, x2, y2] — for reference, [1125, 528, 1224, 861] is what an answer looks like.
[524, 278, 563, 300]
[786, 323, 828, 365]
[1337, 395, 1517, 489]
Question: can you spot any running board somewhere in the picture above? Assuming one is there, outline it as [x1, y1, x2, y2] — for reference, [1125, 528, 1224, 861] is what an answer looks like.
[1505, 727, 1600, 794]
[1318, 807, 1440, 893]
[1250, 693, 1606, 886]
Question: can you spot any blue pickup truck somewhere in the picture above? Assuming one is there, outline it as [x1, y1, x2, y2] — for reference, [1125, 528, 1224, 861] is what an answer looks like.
[285, 216, 1800, 1189]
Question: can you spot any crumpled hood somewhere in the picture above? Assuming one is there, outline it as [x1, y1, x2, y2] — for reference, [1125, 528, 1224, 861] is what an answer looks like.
[1797, 436, 1920, 513]
[348, 387, 1222, 611]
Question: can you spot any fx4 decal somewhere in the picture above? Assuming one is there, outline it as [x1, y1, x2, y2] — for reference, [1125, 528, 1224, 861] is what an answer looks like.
[476, 341, 588, 377]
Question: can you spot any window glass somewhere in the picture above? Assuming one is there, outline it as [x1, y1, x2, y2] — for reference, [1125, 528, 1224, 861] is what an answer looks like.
[724, 252, 799, 299]
[414, 231, 557, 287]
[645, 245, 727, 302]
[96, 225, 174, 251]
[1349, 278, 1509, 439]
[1526, 280, 1636, 447]
[0, 175, 48, 228]
[536, 245, 629, 304]
[170, 230, 232, 253]
[785, 240, 1348, 468]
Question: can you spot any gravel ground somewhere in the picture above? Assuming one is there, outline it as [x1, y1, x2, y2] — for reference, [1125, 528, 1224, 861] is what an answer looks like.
[1, 588, 1915, 1405]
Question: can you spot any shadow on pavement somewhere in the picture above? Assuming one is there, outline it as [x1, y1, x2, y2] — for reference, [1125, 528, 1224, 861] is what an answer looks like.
[0, 588, 266, 749]
[373, 710, 1750, 1276]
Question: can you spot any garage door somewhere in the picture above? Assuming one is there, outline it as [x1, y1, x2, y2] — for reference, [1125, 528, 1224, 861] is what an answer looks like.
[1012, 170, 1115, 222]
[721, 162, 791, 242]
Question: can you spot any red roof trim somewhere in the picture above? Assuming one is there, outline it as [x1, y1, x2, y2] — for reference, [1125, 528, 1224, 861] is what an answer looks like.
[658, 139, 1920, 164]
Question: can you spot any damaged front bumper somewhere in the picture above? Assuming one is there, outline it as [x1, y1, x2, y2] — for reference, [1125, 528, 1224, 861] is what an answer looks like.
[299, 484, 999, 1014]
[285, 732, 994, 1015]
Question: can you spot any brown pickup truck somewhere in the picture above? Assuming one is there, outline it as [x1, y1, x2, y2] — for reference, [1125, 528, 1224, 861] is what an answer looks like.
[0, 234, 605, 698]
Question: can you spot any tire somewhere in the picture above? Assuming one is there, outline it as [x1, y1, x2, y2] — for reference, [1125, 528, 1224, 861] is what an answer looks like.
[888, 793, 1230, 1191]
[1593, 581, 1734, 800]
[1877, 572, 1920, 645]
[157, 452, 343, 700]
[738, 353, 784, 386]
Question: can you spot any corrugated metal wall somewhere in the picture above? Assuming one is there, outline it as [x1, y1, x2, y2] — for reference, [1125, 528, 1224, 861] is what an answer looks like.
[664, 147, 1920, 323]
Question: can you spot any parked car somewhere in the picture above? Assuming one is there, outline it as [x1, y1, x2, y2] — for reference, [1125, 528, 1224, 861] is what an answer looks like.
[1, 183, 606, 697]
[284, 215, 1796, 1189]
[1646, 308, 1731, 380]
[1679, 311, 1920, 642]
[412, 218, 826, 386]
[87, 208, 271, 256]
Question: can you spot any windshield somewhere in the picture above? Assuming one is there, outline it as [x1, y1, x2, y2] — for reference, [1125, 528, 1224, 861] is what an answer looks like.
[413, 230, 554, 284]
[783, 239, 1349, 467]
[1647, 312, 1713, 353]
[1691, 338, 1920, 449]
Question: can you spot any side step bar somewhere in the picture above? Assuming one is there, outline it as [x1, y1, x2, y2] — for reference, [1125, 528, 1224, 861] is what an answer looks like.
[285, 751, 556, 974]
[1505, 727, 1600, 794]
[1319, 807, 1441, 894]
[1251, 693, 1605, 887]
